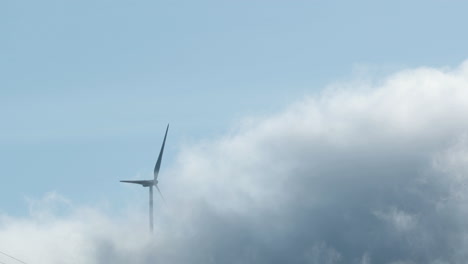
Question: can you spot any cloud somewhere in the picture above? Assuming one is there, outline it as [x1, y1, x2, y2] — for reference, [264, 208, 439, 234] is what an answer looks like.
[373, 207, 418, 233]
[3, 61, 468, 263]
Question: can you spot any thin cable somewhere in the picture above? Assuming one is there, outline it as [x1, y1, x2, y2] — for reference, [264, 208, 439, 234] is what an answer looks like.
[0, 250, 28, 264]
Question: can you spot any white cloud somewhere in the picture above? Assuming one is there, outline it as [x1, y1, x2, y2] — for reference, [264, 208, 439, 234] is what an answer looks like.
[374, 207, 418, 232]
[4, 61, 468, 263]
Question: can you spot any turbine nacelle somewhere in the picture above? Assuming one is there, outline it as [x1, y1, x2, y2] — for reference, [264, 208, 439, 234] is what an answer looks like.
[144, 180, 157, 187]
[144, 180, 158, 187]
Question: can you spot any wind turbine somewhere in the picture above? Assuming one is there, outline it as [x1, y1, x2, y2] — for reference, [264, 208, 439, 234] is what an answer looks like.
[120, 124, 169, 233]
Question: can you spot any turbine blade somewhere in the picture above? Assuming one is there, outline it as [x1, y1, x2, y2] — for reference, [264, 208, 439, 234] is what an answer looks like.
[0, 250, 28, 264]
[120, 180, 154, 187]
[154, 124, 169, 180]
[155, 184, 166, 203]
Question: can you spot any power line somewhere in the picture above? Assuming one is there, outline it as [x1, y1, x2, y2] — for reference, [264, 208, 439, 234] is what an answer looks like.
[0, 250, 28, 264]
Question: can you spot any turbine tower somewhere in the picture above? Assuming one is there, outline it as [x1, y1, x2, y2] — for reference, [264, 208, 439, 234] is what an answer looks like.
[120, 124, 169, 233]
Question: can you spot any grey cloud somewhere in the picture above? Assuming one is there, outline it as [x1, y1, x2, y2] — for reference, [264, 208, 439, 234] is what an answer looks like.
[4, 62, 468, 263]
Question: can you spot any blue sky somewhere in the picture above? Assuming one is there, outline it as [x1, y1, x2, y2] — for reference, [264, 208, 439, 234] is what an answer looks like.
[1, 0, 468, 215]
[5, 2, 468, 263]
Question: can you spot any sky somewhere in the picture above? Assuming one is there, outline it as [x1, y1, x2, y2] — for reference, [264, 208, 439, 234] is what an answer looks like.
[2, 0, 468, 263]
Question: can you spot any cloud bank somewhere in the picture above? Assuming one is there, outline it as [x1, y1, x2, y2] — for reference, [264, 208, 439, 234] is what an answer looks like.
[3, 62, 468, 263]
